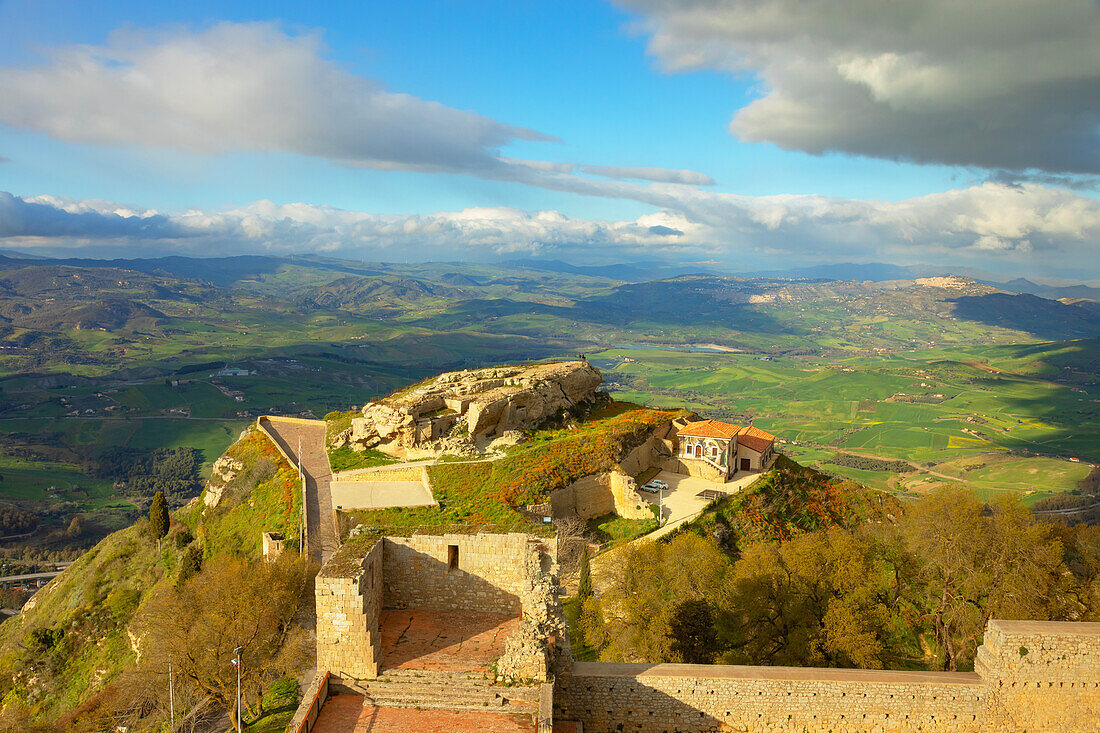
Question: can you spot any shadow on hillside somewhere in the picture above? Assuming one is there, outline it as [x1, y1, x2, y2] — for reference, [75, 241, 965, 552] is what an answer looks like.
[948, 293, 1100, 339]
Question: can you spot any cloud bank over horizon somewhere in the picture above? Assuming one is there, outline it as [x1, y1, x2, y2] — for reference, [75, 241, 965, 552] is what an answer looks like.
[622, 0, 1100, 176]
[3, 183, 1097, 278]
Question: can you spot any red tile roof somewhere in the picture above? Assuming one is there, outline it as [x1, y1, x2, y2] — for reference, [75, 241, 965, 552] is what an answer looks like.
[737, 425, 776, 453]
[676, 420, 740, 439]
[676, 420, 775, 452]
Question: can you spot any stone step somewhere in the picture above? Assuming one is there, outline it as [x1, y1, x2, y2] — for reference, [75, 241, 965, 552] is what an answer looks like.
[328, 691, 526, 714]
[333, 676, 541, 711]
[375, 670, 542, 701]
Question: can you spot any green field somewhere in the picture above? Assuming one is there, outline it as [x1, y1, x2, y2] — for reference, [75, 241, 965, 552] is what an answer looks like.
[594, 340, 1100, 502]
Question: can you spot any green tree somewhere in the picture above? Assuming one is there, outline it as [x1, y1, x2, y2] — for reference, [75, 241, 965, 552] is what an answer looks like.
[901, 486, 1072, 670]
[177, 544, 203, 586]
[668, 599, 718, 664]
[577, 548, 593, 600]
[149, 491, 169, 540]
[65, 515, 83, 539]
[139, 555, 315, 730]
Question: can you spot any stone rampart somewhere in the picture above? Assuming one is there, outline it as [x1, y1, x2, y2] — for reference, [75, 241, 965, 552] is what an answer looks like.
[556, 620, 1100, 732]
[557, 663, 989, 733]
[315, 538, 383, 680]
[976, 620, 1100, 731]
[382, 533, 552, 614]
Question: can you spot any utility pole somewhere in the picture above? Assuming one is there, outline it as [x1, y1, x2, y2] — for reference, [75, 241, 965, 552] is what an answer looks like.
[168, 655, 175, 731]
[232, 646, 243, 732]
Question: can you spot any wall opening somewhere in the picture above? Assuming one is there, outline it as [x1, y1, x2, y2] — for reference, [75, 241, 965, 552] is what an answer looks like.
[448, 544, 459, 570]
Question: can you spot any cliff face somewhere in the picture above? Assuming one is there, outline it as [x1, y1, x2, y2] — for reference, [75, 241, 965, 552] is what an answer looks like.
[334, 360, 604, 456]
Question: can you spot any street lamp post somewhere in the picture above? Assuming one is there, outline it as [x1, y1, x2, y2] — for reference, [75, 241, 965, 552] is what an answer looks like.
[232, 646, 243, 732]
[168, 655, 175, 731]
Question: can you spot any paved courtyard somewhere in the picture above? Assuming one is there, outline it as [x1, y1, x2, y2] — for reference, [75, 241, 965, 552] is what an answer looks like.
[329, 479, 436, 510]
[380, 609, 520, 672]
[311, 695, 535, 733]
[638, 469, 759, 538]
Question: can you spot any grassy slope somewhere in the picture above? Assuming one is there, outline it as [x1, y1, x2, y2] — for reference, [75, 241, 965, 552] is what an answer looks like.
[681, 455, 898, 544]
[343, 403, 684, 532]
[0, 427, 301, 724]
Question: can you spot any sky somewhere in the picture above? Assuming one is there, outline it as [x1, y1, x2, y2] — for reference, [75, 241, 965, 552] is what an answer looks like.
[0, 0, 1097, 279]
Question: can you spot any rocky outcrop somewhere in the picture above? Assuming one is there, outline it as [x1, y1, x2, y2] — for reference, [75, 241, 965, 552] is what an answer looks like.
[203, 454, 244, 508]
[338, 361, 604, 457]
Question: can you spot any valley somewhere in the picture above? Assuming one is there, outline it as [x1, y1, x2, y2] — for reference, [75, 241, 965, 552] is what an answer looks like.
[2, 254, 1099, 555]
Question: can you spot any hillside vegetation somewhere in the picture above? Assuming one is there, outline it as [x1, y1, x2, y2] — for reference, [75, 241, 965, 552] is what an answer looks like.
[682, 454, 898, 545]
[0, 426, 304, 729]
[572, 464, 1100, 673]
[344, 403, 684, 531]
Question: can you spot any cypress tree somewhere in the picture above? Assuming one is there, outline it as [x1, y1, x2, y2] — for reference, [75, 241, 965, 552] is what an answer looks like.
[149, 491, 169, 540]
[578, 547, 593, 600]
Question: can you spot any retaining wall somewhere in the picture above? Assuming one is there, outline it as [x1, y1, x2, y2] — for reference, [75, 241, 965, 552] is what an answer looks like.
[550, 472, 651, 521]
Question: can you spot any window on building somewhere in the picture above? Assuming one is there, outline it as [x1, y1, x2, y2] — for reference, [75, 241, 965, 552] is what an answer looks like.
[448, 544, 459, 570]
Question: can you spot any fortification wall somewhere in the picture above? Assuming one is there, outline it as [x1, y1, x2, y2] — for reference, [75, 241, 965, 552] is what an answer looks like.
[549, 472, 651, 521]
[556, 621, 1100, 732]
[382, 533, 551, 614]
[315, 539, 383, 680]
[976, 620, 1100, 731]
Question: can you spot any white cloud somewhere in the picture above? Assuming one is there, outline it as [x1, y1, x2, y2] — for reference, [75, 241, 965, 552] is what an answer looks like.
[0, 21, 713, 192]
[2, 184, 1097, 277]
[620, 0, 1100, 173]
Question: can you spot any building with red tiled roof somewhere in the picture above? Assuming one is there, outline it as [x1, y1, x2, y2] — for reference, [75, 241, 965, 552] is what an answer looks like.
[675, 419, 775, 481]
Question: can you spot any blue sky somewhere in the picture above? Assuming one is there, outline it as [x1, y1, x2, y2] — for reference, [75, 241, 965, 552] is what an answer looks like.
[0, 0, 1097, 278]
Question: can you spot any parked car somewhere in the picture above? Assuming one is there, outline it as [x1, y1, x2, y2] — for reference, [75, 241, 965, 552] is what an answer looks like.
[649, 479, 668, 490]
[639, 482, 662, 493]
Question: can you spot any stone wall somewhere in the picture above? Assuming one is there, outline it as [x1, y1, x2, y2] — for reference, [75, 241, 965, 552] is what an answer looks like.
[382, 533, 554, 614]
[315, 538, 383, 680]
[976, 620, 1100, 731]
[555, 620, 1100, 733]
[659, 455, 728, 482]
[549, 472, 651, 521]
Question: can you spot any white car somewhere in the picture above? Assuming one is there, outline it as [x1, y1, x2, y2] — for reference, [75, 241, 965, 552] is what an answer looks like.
[639, 482, 662, 494]
[649, 479, 668, 490]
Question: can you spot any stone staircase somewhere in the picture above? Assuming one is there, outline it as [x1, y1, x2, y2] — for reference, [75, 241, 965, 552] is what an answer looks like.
[331, 669, 541, 713]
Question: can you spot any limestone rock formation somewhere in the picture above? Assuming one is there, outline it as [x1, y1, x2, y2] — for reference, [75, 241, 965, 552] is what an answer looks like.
[203, 454, 244, 508]
[339, 360, 604, 456]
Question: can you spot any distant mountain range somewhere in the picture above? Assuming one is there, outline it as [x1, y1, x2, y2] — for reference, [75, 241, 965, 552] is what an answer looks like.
[4, 251, 1099, 302]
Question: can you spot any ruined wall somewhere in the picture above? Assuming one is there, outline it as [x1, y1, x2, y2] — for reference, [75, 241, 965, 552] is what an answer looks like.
[315, 538, 384, 680]
[549, 472, 651, 521]
[382, 533, 553, 614]
[555, 621, 1100, 733]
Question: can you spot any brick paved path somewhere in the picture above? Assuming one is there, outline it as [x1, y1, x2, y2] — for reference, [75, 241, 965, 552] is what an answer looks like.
[260, 418, 339, 562]
[380, 609, 520, 672]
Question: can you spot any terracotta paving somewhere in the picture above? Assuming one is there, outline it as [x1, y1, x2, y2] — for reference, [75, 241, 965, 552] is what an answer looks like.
[311, 695, 535, 733]
[379, 608, 520, 672]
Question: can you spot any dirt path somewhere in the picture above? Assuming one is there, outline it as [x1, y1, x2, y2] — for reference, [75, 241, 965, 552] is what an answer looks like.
[260, 419, 339, 563]
[836, 448, 971, 483]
